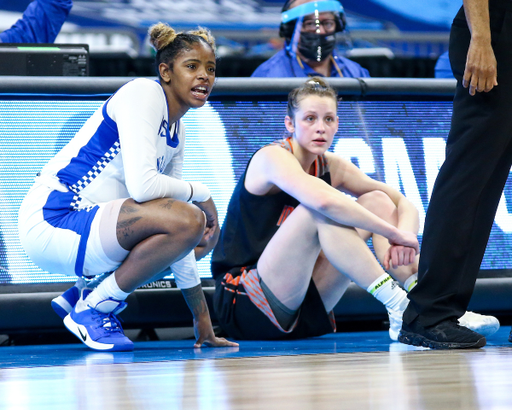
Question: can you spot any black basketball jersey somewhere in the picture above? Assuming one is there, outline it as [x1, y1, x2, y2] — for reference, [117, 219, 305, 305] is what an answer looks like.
[211, 138, 331, 279]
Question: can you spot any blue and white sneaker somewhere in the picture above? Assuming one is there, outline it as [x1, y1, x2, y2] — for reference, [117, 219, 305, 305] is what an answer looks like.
[64, 298, 133, 352]
[52, 274, 111, 319]
[51, 278, 86, 319]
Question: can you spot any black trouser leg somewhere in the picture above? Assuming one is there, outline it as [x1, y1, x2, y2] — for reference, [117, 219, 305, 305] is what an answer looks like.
[404, 6, 512, 327]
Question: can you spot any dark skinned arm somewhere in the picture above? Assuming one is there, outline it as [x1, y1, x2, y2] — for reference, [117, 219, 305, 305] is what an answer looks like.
[193, 197, 220, 260]
[181, 284, 238, 348]
[462, 0, 498, 95]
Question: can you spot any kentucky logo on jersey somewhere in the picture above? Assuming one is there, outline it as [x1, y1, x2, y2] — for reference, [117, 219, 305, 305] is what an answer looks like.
[156, 156, 165, 173]
[277, 205, 295, 226]
[159, 118, 180, 148]
[158, 119, 168, 138]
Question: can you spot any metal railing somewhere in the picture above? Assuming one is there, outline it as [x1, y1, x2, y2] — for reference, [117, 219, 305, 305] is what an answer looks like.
[0, 76, 457, 97]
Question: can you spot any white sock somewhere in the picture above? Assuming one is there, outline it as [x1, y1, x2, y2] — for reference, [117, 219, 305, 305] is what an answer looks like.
[84, 272, 112, 289]
[367, 273, 407, 311]
[75, 277, 87, 291]
[404, 273, 418, 292]
[77, 272, 130, 312]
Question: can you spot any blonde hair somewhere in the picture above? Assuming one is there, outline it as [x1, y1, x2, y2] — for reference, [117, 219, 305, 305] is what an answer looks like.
[149, 23, 216, 52]
[148, 22, 178, 51]
[188, 27, 216, 50]
[148, 23, 216, 76]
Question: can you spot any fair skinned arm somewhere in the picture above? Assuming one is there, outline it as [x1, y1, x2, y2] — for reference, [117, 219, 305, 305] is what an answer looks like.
[328, 152, 419, 234]
[462, 0, 497, 95]
[245, 145, 419, 256]
[327, 152, 419, 269]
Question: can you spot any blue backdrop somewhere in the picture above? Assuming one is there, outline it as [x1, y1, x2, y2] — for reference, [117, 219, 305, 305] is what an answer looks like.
[0, 97, 511, 284]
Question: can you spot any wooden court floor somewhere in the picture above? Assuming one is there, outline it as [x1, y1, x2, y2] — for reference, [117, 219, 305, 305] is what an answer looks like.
[1, 327, 512, 410]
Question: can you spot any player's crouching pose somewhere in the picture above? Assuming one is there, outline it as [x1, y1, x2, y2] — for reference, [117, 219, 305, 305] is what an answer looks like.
[18, 23, 238, 351]
[211, 77, 499, 342]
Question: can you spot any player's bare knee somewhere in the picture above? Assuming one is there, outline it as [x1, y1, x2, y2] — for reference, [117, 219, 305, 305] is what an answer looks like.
[358, 190, 396, 218]
[294, 204, 319, 222]
[172, 202, 204, 244]
[288, 204, 329, 234]
[189, 204, 206, 241]
[299, 204, 335, 227]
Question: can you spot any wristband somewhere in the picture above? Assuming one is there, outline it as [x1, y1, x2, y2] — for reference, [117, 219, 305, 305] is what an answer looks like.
[188, 181, 211, 202]
[187, 182, 194, 202]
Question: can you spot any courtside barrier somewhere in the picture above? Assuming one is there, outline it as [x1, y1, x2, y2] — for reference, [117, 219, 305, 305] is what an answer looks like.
[1, 76, 510, 339]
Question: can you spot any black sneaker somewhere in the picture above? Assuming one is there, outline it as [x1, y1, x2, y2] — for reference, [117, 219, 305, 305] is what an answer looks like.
[398, 318, 486, 349]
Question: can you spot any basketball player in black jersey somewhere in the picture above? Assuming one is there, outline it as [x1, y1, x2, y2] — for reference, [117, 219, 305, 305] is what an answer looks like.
[211, 77, 500, 342]
[211, 78, 420, 341]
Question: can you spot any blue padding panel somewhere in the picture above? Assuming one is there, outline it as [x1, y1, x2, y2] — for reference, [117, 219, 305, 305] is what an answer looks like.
[1, 99, 511, 284]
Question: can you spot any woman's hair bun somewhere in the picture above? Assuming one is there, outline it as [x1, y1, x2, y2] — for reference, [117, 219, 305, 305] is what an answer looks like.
[148, 22, 178, 51]
[304, 77, 329, 89]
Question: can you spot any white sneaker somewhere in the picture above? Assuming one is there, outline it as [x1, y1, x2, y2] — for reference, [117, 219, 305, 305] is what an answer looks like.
[388, 294, 410, 342]
[458, 311, 500, 337]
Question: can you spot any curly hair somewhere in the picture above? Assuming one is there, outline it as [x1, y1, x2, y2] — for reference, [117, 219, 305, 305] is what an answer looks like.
[148, 23, 216, 76]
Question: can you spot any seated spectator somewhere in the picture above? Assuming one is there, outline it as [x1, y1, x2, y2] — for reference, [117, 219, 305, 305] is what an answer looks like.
[251, 0, 369, 78]
[0, 0, 72, 43]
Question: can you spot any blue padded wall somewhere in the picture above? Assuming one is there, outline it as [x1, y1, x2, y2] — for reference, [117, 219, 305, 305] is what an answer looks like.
[1, 98, 511, 284]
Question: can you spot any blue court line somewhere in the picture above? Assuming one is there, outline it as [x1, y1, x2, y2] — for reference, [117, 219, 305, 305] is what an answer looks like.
[0, 328, 509, 370]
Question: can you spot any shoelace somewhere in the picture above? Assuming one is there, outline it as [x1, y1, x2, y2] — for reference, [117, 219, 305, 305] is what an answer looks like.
[91, 310, 124, 333]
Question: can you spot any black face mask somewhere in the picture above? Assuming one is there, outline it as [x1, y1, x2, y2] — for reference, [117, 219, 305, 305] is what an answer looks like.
[298, 32, 336, 62]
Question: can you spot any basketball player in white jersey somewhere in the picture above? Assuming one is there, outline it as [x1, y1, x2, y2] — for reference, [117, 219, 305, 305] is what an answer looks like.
[18, 23, 238, 352]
